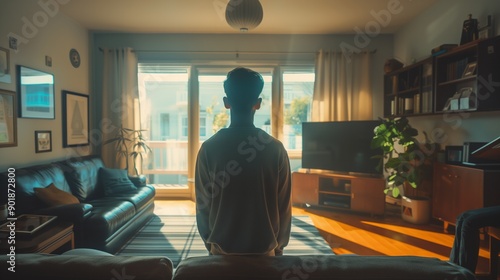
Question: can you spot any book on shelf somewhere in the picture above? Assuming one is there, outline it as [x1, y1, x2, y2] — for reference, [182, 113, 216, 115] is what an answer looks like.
[392, 76, 398, 94]
[445, 57, 472, 81]
[422, 63, 433, 87]
[404, 97, 414, 114]
[431, 44, 457, 54]
[414, 93, 421, 114]
[398, 97, 404, 115]
[421, 91, 433, 113]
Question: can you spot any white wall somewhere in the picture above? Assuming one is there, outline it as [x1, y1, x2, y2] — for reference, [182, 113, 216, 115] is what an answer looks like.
[394, 0, 500, 147]
[0, 0, 90, 170]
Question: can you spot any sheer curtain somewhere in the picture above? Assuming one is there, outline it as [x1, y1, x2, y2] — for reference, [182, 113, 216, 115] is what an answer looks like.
[101, 48, 139, 174]
[312, 49, 373, 122]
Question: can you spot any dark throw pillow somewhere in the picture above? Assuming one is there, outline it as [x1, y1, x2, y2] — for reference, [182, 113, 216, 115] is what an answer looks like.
[98, 168, 137, 196]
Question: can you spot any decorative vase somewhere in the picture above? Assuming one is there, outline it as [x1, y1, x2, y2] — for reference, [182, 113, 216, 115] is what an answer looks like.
[401, 196, 430, 224]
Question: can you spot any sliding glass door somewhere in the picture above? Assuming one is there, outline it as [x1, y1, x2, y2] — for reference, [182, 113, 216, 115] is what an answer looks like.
[138, 64, 313, 199]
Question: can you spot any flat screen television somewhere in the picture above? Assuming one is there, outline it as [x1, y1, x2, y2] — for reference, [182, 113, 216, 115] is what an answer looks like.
[301, 120, 382, 176]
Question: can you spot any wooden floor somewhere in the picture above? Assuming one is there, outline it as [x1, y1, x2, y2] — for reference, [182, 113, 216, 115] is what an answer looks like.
[154, 199, 498, 279]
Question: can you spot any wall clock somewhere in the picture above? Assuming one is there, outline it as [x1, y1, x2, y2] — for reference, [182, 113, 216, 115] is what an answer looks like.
[69, 48, 80, 68]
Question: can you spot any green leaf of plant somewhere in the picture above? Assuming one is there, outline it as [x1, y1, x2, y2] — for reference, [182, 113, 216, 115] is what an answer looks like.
[391, 187, 400, 198]
[385, 158, 401, 169]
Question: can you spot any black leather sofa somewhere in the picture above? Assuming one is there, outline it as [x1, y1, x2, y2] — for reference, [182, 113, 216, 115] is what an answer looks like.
[0, 252, 476, 280]
[0, 155, 155, 253]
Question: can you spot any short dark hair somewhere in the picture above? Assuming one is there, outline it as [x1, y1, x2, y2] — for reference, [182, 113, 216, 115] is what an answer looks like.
[223, 67, 264, 110]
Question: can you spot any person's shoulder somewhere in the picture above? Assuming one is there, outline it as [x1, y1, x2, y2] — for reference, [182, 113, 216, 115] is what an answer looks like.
[254, 128, 287, 149]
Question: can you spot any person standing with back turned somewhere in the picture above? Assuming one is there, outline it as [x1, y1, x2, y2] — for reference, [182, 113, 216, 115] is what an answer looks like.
[195, 67, 292, 256]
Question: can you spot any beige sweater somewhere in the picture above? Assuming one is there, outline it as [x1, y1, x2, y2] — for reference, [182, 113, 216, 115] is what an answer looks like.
[195, 127, 292, 255]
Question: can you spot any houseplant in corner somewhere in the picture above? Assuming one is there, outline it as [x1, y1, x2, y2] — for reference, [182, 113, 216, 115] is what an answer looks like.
[103, 125, 153, 176]
[371, 116, 437, 224]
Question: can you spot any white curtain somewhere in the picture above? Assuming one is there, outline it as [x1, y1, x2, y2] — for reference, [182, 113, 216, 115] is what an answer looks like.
[101, 48, 139, 174]
[312, 49, 373, 122]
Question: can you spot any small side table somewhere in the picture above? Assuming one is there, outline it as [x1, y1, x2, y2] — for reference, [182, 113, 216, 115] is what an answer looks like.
[0, 221, 74, 254]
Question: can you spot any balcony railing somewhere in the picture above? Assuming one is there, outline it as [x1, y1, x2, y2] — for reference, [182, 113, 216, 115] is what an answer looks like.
[142, 140, 188, 175]
[142, 135, 302, 176]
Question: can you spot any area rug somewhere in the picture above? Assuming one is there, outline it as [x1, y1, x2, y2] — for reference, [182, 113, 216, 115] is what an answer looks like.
[116, 215, 333, 267]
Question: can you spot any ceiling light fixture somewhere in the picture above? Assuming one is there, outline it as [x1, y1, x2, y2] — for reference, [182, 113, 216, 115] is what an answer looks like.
[225, 0, 263, 32]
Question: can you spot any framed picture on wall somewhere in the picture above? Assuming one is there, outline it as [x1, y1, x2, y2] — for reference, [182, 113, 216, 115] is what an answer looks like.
[0, 47, 11, 84]
[0, 89, 17, 148]
[35, 130, 52, 153]
[17, 65, 55, 119]
[62, 90, 89, 147]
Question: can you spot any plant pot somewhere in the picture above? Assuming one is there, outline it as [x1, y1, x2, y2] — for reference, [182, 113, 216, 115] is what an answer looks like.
[401, 195, 430, 224]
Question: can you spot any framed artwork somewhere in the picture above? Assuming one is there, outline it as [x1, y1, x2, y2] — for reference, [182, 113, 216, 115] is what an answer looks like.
[478, 15, 492, 40]
[35, 130, 52, 153]
[445, 145, 463, 164]
[16, 65, 55, 119]
[62, 90, 89, 147]
[0, 89, 17, 148]
[462, 62, 477, 78]
[0, 47, 11, 84]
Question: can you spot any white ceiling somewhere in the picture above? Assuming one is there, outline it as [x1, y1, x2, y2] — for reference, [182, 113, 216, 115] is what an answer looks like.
[60, 0, 438, 34]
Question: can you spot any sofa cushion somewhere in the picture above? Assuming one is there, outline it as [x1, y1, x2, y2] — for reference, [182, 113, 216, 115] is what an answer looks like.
[62, 156, 105, 202]
[0, 253, 173, 280]
[83, 199, 136, 241]
[105, 185, 155, 212]
[98, 167, 137, 196]
[62, 248, 114, 256]
[34, 183, 80, 206]
[172, 255, 476, 280]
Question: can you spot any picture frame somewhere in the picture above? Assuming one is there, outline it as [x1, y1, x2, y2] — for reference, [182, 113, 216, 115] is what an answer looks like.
[478, 26, 492, 40]
[17, 65, 55, 119]
[0, 89, 17, 148]
[445, 145, 463, 164]
[35, 130, 52, 153]
[478, 15, 492, 40]
[0, 47, 11, 84]
[62, 90, 89, 147]
[462, 61, 477, 78]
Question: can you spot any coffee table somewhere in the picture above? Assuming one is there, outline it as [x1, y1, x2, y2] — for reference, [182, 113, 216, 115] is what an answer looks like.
[0, 220, 74, 254]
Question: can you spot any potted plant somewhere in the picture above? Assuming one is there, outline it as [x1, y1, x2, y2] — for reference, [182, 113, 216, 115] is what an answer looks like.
[371, 116, 437, 224]
[103, 125, 152, 176]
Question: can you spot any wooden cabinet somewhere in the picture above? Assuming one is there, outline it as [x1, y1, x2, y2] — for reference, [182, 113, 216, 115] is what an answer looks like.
[350, 177, 386, 215]
[292, 171, 386, 215]
[291, 172, 319, 206]
[432, 163, 500, 230]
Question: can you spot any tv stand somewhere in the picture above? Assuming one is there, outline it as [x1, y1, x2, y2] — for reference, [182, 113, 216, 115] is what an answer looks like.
[292, 171, 386, 216]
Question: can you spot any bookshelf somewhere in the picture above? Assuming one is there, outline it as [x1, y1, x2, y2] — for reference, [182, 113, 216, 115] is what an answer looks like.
[434, 35, 500, 113]
[383, 57, 434, 117]
[384, 35, 500, 116]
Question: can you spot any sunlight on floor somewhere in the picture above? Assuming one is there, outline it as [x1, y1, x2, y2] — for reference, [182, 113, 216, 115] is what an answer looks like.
[362, 220, 490, 259]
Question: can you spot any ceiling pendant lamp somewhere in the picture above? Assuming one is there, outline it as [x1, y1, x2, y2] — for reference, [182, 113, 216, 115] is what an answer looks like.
[225, 0, 263, 32]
